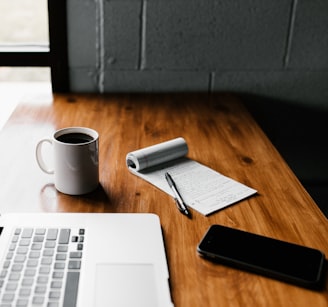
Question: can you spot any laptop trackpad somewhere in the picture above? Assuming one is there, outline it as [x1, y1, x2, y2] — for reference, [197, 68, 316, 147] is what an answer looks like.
[95, 263, 159, 307]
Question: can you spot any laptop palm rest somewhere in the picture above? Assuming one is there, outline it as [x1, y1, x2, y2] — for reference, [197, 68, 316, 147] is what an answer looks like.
[95, 263, 159, 307]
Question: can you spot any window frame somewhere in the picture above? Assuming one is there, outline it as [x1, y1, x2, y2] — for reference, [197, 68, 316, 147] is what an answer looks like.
[0, 0, 69, 92]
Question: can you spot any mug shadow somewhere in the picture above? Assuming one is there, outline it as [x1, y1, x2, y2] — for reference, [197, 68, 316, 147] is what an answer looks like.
[39, 183, 114, 212]
[77, 184, 113, 212]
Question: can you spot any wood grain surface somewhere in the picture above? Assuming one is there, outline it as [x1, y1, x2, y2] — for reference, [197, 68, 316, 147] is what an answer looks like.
[0, 91, 327, 306]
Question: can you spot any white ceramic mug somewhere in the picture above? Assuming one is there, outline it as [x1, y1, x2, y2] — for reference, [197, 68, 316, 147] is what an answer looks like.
[36, 127, 99, 195]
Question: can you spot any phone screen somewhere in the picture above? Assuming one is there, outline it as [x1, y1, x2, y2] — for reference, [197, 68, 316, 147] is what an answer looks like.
[197, 225, 326, 289]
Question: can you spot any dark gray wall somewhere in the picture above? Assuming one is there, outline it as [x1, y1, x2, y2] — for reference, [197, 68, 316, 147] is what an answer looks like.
[67, 0, 328, 216]
[67, 0, 328, 108]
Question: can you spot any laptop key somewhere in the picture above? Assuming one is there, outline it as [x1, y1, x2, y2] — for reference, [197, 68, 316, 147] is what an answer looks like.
[17, 247, 28, 254]
[19, 239, 30, 246]
[37, 276, 49, 284]
[29, 251, 41, 258]
[16, 298, 29, 306]
[32, 296, 45, 305]
[14, 255, 26, 263]
[24, 269, 36, 277]
[12, 264, 23, 272]
[31, 243, 43, 250]
[59, 229, 70, 244]
[55, 253, 67, 261]
[6, 252, 13, 260]
[22, 278, 34, 286]
[52, 271, 64, 279]
[39, 266, 51, 275]
[33, 236, 44, 243]
[5, 282, 18, 291]
[2, 261, 10, 269]
[35, 285, 47, 294]
[19, 288, 31, 297]
[68, 260, 81, 270]
[63, 271, 80, 307]
[43, 249, 54, 257]
[2, 292, 15, 302]
[54, 262, 65, 270]
[49, 290, 61, 299]
[51, 281, 62, 289]
[21, 229, 33, 238]
[35, 228, 46, 235]
[70, 251, 82, 259]
[8, 272, 20, 281]
[0, 270, 7, 278]
[57, 245, 68, 253]
[9, 243, 16, 251]
[47, 229, 58, 240]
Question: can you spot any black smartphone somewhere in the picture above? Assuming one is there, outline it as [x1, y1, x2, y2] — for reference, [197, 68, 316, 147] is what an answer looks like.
[197, 225, 326, 289]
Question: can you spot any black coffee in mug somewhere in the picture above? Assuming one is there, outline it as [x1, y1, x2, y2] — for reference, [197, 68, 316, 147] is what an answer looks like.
[56, 132, 94, 144]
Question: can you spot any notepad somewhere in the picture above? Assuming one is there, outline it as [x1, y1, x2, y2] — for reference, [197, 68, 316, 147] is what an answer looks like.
[126, 137, 257, 216]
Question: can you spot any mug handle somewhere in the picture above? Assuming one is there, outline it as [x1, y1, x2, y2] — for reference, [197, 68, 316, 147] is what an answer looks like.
[36, 138, 54, 174]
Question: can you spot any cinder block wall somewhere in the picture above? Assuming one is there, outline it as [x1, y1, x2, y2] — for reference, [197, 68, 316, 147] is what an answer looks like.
[67, 0, 328, 107]
[67, 0, 328, 216]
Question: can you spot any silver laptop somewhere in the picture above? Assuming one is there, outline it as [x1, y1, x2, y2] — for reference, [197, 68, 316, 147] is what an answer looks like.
[0, 213, 173, 307]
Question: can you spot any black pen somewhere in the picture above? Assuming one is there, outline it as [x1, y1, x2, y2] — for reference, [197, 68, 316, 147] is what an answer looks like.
[165, 172, 191, 218]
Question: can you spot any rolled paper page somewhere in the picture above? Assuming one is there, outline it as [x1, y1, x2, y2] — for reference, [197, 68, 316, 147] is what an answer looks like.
[126, 137, 188, 171]
[126, 136, 257, 216]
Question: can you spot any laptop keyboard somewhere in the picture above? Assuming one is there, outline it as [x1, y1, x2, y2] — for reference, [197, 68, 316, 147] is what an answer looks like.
[0, 227, 84, 307]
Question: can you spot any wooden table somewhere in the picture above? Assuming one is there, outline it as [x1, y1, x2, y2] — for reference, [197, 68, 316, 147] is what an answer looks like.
[0, 90, 327, 306]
